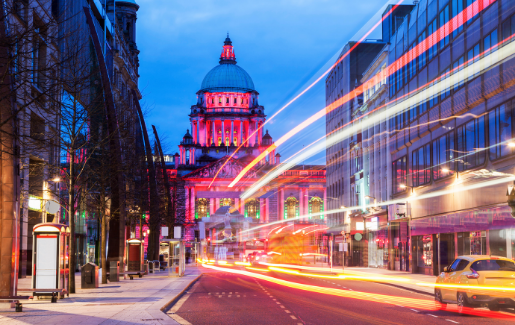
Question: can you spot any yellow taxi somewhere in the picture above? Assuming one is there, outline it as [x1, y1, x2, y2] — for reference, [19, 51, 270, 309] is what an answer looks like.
[435, 255, 515, 312]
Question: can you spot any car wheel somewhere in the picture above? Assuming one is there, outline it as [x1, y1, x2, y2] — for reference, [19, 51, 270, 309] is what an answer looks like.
[457, 292, 469, 314]
[488, 304, 500, 312]
[434, 289, 447, 310]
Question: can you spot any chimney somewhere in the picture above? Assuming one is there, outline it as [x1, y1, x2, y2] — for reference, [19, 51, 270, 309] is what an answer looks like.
[275, 153, 281, 165]
[174, 152, 180, 169]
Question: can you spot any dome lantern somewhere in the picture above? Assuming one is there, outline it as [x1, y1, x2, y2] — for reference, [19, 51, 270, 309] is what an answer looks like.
[198, 35, 255, 94]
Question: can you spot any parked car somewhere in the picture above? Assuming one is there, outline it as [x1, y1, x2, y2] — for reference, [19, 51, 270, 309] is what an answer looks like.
[435, 255, 515, 312]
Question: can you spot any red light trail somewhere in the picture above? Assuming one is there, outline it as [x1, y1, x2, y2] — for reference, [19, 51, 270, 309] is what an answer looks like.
[202, 264, 515, 320]
[228, 0, 492, 188]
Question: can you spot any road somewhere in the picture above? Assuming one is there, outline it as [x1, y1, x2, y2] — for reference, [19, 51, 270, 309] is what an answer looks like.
[167, 266, 515, 325]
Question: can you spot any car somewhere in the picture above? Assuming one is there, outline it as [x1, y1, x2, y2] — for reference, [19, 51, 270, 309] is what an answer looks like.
[435, 255, 515, 313]
[248, 252, 268, 266]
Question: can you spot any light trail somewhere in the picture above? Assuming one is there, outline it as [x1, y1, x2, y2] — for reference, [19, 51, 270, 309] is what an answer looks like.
[241, 175, 515, 234]
[420, 283, 515, 292]
[207, 1, 405, 188]
[202, 264, 515, 319]
[229, 0, 490, 188]
[241, 31, 515, 200]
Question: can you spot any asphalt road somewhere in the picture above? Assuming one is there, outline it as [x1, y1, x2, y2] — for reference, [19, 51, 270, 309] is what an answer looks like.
[167, 267, 515, 325]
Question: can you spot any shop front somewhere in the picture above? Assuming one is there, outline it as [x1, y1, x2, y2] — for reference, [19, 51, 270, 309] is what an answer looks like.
[365, 213, 388, 269]
[411, 205, 515, 275]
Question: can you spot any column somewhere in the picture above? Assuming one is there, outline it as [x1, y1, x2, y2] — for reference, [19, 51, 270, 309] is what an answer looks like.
[230, 120, 234, 145]
[279, 188, 284, 219]
[259, 198, 264, 222]
[299, 188, 304, 216]
[193, 121, 197, 144]
[239, 198, 244, 214]
[215, 198, 220, 211]
[246, 120, 251, 146]
[305, 188, 309, 217]
[255, 120, 259, 145]
[204, 120, 208, 146]
[191, 148, 195, 165]
[265, 198, 270, 223]
[210, 198, 214, 215]
[212, 120, 216, 145]
[191, 187, 196, 220]
[185, 186, 190, 222]
[221, 120, 225, 145]
[196, 120, 200, 144]
[239, 120, 243, 146]
[258, 121, 262, 145]
[235, 198, 239, 213]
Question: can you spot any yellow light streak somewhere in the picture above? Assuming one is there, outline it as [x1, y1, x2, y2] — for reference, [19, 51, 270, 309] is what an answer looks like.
[235, 261, 251, 266]
[245, 266, 270, 272]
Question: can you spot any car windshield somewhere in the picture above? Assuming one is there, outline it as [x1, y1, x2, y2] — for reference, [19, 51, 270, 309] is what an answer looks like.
[471, 260, 515, 272]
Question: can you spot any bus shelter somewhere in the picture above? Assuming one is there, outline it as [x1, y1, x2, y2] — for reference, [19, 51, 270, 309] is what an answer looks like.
[159, 239, 185, 276]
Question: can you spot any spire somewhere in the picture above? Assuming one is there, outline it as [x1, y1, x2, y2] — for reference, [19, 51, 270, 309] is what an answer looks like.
[220, 33, 236, 64]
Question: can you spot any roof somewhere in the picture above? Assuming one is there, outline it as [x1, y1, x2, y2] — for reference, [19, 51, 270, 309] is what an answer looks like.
[200, 63, 255, 93]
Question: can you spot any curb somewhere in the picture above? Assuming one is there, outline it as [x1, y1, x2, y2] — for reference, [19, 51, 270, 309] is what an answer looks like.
[160, 273, 203, 312]
[373, 281, 433, 297]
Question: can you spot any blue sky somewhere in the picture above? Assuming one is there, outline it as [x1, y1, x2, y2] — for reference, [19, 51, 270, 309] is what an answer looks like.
[137, 0, 390, 162]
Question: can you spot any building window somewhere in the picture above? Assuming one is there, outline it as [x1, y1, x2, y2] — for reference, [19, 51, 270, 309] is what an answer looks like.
[502, 14, 515, 41]
[439, 6, 450, 49]
[433, 131, 455, 180]
[408, 44, 416, 80]
[466, 0, 480, 24]
[220, 198, 233, 207]
[456, 115, 486, 171]
[392, 156, 407, 194]
[440, 68, 451, 101]
[452, 56, 465, 91]
[412, 144, 431, 187]
[452, 0, 464, 38]
[30, 112, 45, 140]
[196, 198, 209, 219]
[226, 97, 229, 104]
[309, 196, 324, 219]
[467, 42, 480, 78]
[488, 104, 513, 160]
[284, 196, 298, 219]
[483, 29, 498, 67]
[428, 19, 438, 61]
[245, 199, 259, 218]
[417, 31, 427, 70]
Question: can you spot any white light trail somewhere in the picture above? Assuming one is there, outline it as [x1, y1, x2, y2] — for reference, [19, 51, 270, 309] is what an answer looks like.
[241, 39, 515, 200]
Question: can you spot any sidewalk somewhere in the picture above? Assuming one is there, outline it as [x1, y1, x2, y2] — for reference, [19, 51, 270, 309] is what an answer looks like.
[344, 267, 436, 296]
[0, 266, 202, 324]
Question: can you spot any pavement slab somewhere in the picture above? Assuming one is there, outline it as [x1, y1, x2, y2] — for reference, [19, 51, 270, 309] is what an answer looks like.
[0, 266, 201, 324]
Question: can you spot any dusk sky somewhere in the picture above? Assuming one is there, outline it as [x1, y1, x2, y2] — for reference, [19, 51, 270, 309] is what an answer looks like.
[137, 0, 391, 162]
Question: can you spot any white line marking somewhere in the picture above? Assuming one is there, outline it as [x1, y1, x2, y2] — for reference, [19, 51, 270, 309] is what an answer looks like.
[285, 310, 291, 313]
[291, 315, 297, 320]
[428, 314, 438, 318]
[446, 320, 459, 324]
[410, 309, 419, 313]
[280, 306, 285, 308]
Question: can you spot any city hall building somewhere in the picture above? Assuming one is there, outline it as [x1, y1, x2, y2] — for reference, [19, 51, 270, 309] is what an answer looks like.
[167, 36, 327, 254]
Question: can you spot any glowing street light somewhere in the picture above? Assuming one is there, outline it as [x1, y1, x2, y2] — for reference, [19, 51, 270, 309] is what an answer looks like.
[508, 142, 515, 148]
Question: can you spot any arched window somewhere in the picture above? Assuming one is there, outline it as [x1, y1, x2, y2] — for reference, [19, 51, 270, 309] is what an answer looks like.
[309, 197, 324, 219]
[196, 198, 209, 219]
[245, 199, 259, 218]
[284, 196, 298, 219]
[220, 198, 233, 207]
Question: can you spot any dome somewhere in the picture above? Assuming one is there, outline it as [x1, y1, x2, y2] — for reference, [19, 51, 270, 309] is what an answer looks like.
[200, 63, 255, 93]
[199, 35, 255, 93]
[116, 0, 139, 8]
